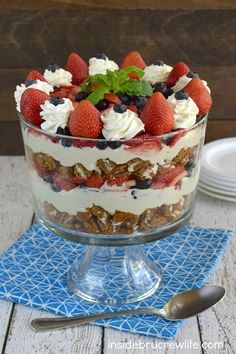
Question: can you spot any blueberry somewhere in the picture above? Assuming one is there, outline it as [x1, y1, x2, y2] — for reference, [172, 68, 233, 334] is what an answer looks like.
[113, 103, 127, 113]
[95, 99, 109, 111]
[56, 127, 71, 136]
[187, 71, 199, 78]
[25, 79, 37, 87]
[118, 94, 133, 105]
[175, 90, 189, 100]
[108, 140, 122, 150]
[51, 184, 61, 192]
[61, 138, 72, 147]
[153, 82, 173, 98]
[131, 190, 138, 199]
[43, 175, 53, 184]
[50, 97, 64, 106]
[135, 97, 147, 109]
[95, 53, 107, 60]
[75, 91, 89, 102]
[96, 140, 108, 150]
[47, 63, 60, 72]
[185, 159, 196, 176]
[153, 60, 164, 66]
[135, 178, 153, 189]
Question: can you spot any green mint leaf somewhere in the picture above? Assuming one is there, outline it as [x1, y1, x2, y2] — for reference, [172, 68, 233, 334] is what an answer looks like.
[118, 66, 144, 79]
[87, 86, 109, 105]
[120, 80, 153, 97]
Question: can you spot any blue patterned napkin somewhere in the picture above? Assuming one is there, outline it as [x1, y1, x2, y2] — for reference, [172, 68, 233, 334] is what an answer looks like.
[0, 223, 233, 339]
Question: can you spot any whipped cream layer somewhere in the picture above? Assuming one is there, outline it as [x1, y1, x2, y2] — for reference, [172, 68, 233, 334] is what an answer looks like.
[30, 170, 199, 215]
[22, 122, 206, 169]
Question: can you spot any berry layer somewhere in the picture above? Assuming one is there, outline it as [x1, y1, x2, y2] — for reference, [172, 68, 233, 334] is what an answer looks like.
[30, 168, 199, 215]
[22, 121, 206, 169]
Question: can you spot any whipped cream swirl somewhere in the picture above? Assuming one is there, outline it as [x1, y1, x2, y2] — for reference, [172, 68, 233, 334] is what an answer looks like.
[172, 75, 211, 93]
[43, 68, 72, 87]
[101, 108, 144, 140]
[89, 57, 119, 76]
[14, 80, 53, 112]
[167, 94, 199, 129]
[40, 98, 74, 133]
[142, 63, 172, 84]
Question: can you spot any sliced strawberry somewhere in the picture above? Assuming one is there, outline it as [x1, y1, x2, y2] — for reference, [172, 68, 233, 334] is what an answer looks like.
[72, 139, 96, 148]
[140, 92, 174, 135]
[25, 70, 46, 83]
[20, 88, 50, 126]
[50, 89, 68, 98]
[104, 93, 121, 104]
[185, 77, 212, 116]
[107, 175, 130, 186]
[53, 172, 76, 191]
[153, 165, 186, 187]
[120, 51, 146, 79]
[65, 52, 88, 85]
[127, 105, 138, 114]
[68, 100, 102, 138]
[165, 131, 187, 147]
[84, 175, 104, 188]
[71, 177, 86, 185]
[166, 62, 190, 88]
[124, 134, 162, 153]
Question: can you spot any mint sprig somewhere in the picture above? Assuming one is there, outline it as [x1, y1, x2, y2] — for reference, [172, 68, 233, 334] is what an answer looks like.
[81, 66, 152, 105]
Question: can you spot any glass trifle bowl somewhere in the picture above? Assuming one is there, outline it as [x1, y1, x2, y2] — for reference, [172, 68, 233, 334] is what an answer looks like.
[20, 113, 207, 305]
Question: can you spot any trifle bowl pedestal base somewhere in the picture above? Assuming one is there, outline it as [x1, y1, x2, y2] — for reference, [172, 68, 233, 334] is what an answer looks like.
[68, 244, 162, 306]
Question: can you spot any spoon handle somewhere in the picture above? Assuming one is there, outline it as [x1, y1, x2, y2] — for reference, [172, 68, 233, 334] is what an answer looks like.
[31, 308, 156, 332]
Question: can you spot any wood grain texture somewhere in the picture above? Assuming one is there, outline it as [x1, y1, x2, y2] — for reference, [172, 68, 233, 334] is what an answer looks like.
[1, 66, 235, 123]
[1, 0, 236, 10]
[0, 10, 235, 67]
[0, 156, 33, 352]
[0, 120, 235, 155]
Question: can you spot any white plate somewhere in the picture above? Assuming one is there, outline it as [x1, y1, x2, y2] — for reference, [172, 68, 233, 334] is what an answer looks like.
[201, 138, 236, 181]
[198, 185, 236, 202]
[198, 180, 236, 196]
[201, 166, 236, 185]
[199, 175, 236, 192]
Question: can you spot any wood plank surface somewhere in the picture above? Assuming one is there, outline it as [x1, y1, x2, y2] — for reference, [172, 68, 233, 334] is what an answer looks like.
[0, 10, 235, 68]
[1, 0, 236, 10]
[0, 156, 33, 352]
[1, 66, 235, 123]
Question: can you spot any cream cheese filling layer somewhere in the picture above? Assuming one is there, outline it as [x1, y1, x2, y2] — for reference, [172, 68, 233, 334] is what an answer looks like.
[30, 170, 199, 215]
[22, 123, 205, 169]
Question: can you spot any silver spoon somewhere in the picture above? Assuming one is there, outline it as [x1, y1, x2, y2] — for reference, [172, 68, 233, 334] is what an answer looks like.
[31, 285, 225, 332]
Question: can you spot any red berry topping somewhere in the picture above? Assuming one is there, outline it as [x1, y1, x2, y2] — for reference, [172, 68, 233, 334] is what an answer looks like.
[68, 100, 102, 138]
[104, 93, 121, 104]
[85, 174, 104, 188]
[65, 52, 88, 85]
[140, 92, 174, 135]
[120, 51, 146, 79]
[165, 62, 190, 88]
[20, 88, 50, 126]
[127, 105, 138, 114]
[50, 89, 68, 98]
[25, 70, 47, 83]
[154, 165, 186, 187]
[107, 175, 130, 186]
[184, 77, 212, 116]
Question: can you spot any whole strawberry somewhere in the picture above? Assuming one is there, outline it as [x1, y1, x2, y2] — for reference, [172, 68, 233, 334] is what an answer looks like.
[185, 78, 212, 116]
[25, 70, 47, 83]
[120, 51, 146, 79]
[65, 52, 88, 85]
[68, 100, 102, 138]
[140, 92, 174, 135]
[166, 62, 189, 88]
[20, 88, 50, 126]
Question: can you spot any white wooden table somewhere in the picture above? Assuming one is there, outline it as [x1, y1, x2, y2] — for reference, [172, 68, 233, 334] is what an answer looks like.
[0, 156, 235, 354]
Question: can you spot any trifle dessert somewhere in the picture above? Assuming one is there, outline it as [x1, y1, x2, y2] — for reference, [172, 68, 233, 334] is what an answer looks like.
[15, 51, 212, 236]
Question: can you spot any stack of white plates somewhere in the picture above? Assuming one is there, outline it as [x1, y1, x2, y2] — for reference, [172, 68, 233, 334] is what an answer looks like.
[198, 138, 236, 202]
